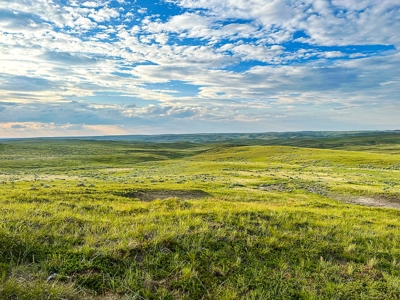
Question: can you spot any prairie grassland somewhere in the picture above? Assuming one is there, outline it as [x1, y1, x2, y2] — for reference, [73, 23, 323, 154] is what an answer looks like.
[1, 138, 400, 299]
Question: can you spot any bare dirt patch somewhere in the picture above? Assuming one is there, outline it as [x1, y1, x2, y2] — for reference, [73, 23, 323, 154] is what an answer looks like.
[341, 195, 400, 209]
[257, 182, 400, 210]
[117, 189, 211, 201]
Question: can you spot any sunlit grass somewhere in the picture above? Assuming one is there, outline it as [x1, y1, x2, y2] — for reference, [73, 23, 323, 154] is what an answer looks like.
[1, 138, 400, 299]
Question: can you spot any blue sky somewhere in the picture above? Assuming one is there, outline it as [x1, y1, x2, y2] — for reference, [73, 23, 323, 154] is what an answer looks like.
[0, 0, 399, 137]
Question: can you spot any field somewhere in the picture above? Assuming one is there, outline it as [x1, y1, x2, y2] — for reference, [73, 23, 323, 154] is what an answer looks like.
[1, 133, 400, 299]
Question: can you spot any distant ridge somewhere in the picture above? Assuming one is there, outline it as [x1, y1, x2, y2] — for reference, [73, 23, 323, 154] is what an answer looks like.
[1, 130, 400, 144]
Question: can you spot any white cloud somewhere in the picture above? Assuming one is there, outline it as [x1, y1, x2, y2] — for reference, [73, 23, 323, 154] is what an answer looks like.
[0, 122, 128, 137]
[0, 0, 399, 136]
[166, 0, 400, 46]
[82, 1, 105, 8]
[323, 51, 345, 58]
[137, 7, 147, 14]
[227, 43, 285, 63]
[88, 7, 119, 22]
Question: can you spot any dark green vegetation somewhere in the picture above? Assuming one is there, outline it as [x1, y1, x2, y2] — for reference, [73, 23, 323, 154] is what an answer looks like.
[3, 130, 400, 145]
[1, 133, 400, 299]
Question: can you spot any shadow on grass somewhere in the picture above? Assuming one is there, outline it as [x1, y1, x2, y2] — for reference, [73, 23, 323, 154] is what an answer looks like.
[114, 189, 211, 201]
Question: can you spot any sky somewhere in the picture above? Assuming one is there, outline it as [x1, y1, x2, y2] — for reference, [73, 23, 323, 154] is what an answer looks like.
[0, 0, 399, 138]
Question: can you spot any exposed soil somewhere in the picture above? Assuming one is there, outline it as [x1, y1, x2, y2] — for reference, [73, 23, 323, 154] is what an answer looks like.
[118, 189, 211, 201]
[340, 195, 400, 209]
[257, 183, 400, 209]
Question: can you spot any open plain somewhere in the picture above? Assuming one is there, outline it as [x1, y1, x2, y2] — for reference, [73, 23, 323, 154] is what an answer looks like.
[1, 132, 400, 299]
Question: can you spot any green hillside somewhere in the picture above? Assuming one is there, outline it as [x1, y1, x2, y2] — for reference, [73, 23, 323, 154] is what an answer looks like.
[1, 134, 400, 299]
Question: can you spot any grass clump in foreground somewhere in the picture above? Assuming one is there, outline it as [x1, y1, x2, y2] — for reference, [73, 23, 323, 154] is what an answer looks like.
[1, 136, 400, 299]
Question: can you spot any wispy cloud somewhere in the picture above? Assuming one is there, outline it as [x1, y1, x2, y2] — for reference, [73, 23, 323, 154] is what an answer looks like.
[0, 0, 399, 137]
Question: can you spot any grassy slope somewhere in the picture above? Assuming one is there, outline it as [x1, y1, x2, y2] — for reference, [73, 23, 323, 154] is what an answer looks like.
[1, 137, 400, 299]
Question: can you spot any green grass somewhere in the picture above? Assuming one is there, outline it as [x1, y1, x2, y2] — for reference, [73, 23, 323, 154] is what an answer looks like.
[1, 135, 400, 299]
